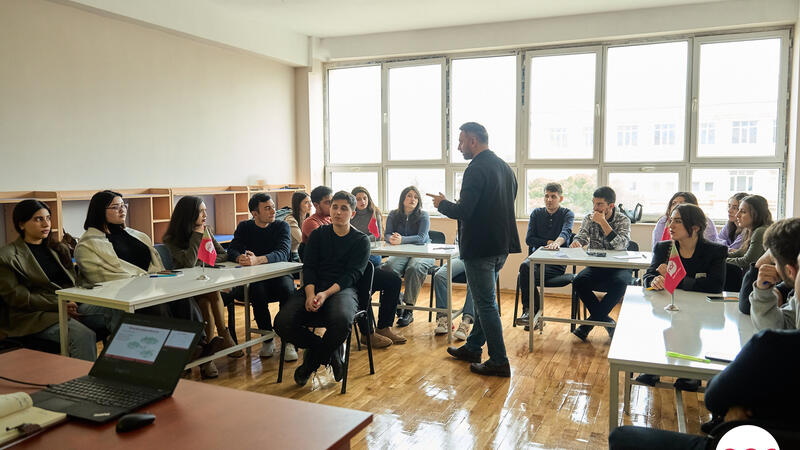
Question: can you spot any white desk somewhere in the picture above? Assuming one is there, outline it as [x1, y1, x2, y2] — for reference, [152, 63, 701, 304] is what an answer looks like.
[370, 242, 460, 343]
[607, 286, 755, 432]
[56, 262, 303, 365]
[526, 247, 652, 351]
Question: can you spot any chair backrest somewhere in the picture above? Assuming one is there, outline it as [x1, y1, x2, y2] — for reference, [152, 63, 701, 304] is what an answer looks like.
[627, 240, 639, 252]
[357, 261, 375, 305]
[154, 244, 174, 270]
[297, 242, 306, 262]
[429, 230, 446, 244]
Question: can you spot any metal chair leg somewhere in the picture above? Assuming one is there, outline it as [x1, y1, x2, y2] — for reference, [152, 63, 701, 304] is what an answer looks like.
[341, 326, 353, 394]
[512, 274, 520, 327]
[276, 340, 287, 383]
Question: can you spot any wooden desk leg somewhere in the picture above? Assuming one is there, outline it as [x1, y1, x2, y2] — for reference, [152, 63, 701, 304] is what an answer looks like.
[58, 297, 69, 356]
[623, 371, 633, 414]
[675, 387, 687, 433]
[446, 259, 453, 344]
[609, 362, 620, 432]
[244, 283, 251, 357]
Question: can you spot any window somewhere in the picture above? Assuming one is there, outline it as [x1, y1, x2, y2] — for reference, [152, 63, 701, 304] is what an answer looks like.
[691, 168, 779, 219]
[328, 66, 381, 164]
[330, 171, 379, 203]
[388, 64, 442, 161]
[324, 31, 788, 221]
[451, 56, 517, 162]
[386, 168, 445, 214]
[605, 41, 687, 162]
[731, 120, 757, 144]
[616, 125, 638, 146]
[700, 122, 716, 145]
[526, 169, 597, 216]
[697, 38, 781, 157]
[528, 52, 596, 160]
[654, 124, 676, 146]
[607, 172, 680, 219]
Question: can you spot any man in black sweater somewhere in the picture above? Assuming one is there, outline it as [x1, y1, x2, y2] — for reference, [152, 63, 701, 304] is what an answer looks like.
[227, 193, 293, 358]
[274, 191, 370, 386]
[430, 121, 521, 377]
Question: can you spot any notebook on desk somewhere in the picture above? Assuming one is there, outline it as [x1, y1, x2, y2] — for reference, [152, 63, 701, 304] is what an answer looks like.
[31, 313, 203, 423]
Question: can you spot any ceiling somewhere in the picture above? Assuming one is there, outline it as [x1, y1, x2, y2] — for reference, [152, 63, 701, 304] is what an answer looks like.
[206, 0, 726, 38]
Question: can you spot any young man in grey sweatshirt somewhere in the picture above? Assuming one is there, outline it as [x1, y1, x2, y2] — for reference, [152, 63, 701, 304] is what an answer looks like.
[749, 218, 800, 330]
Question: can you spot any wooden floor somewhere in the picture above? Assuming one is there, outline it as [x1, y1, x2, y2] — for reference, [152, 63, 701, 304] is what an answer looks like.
[193, 287, 711, 449]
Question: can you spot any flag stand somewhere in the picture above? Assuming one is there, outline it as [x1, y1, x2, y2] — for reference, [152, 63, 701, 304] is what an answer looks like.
[664, 292, 679, 311]
[196, 261, 210, 281]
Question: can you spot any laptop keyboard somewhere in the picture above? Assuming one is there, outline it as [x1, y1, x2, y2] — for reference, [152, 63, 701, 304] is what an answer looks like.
[45, 378, 156, 409]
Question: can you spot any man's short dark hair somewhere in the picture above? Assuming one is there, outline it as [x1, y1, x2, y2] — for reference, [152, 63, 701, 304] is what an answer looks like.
[672, 204, 707, 238]
[763, 218, 800, 268]
[332, 190, 356, 210]
[545, 183, 563, 195]
[459, 122, 488, 145]
[310, 185, 333, 205]
[593, 186, 616, 204]
[248, 193, 272, 213]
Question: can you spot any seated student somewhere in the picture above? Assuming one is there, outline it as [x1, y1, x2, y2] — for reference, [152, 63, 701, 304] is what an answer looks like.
[75, 190, 166, 282]
[651, 191, 717, 249]
[349, 186, 405, 348]
[274, 191, 370, 386]
[382, 186, 434, 327]
[301, 186, 333, 244]
[163, 196, 241, 378]
[569, 186, 631, 342]
[350, 186, 383, 267]
[726, 194, 773, 291]
[749, 218, 800, 330]
[432, 255, 477, 341]
[637, 203, 727, 389]
[227, 193, 295, 360]
[716, 192, 749, 250]
[738, 249, 792, 315]
[286, 191, 311, 262]
[609, 328, 800, 450]
[515, 182, 574, 328]
[0, 200, 112, 361]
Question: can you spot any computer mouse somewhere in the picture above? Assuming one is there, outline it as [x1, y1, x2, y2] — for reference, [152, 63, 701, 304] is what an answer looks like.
[115, 412, 156, 433]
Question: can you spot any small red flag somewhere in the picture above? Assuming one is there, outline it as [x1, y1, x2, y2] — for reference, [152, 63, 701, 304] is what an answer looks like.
[197, 227, 217, 267]
[660, 223, 671, 242]
[368, 216, 380, 239]
[663, 241, 686, 294]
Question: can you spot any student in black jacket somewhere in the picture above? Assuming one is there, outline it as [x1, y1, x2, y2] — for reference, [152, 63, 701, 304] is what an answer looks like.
[274, 191, 369, 387]
[643, 203, 727, 293]
[429, 122, 521, 377]
[638, 203, 727, 389]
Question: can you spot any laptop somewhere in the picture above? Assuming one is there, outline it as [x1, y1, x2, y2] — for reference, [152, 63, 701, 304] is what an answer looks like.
[32, 313, 203, 423]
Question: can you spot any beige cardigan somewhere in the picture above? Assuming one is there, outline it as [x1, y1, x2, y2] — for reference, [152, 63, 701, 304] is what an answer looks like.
[75, 227, 164, 283]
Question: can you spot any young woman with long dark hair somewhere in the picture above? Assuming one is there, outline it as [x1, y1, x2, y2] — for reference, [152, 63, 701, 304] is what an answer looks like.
[286, 191, 311, 262]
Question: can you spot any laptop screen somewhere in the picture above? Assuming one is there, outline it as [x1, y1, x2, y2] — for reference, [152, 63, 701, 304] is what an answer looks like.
[90, 314, 204, 392]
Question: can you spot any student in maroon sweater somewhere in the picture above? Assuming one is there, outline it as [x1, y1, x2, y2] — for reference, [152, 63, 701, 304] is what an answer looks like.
[275, 191, 370, 387]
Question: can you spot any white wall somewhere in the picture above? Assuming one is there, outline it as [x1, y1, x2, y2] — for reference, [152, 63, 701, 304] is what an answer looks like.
[0, 0, 296, 191]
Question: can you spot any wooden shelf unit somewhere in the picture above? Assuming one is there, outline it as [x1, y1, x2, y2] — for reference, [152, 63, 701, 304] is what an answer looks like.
[170, 186, 250, 236]
[247, 184, 306, 210]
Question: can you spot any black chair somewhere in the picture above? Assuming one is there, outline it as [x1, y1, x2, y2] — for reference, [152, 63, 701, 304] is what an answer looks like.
[512, 261, 576, 329]
[569, 240, 642, 328]
[276, 262, 376, 394]
[426, 231, 502, 322]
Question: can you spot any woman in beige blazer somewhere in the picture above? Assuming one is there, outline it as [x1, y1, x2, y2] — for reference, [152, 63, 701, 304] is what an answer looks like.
[0, 200, 111, 360]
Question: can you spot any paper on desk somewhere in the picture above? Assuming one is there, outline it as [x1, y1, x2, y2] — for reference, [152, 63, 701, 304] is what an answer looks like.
[613, 251, 645, 259]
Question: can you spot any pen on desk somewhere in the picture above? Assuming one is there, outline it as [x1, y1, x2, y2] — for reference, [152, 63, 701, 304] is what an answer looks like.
[666, 351, 710, 363]
[645, 286, 656, 290]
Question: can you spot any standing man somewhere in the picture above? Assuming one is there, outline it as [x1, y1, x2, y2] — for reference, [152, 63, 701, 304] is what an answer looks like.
[429, 122, 521, 377]
[227, 193, 294, 359]
[569, 186, 631, 342]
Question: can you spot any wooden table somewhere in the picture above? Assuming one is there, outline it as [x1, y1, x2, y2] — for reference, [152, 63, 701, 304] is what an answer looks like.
[56, 262, 303, 364]
[370, 242, 460, 342]
[0, 349, 372, 449]
[607, 286, 755, 433]
[526, 247, 652, 351]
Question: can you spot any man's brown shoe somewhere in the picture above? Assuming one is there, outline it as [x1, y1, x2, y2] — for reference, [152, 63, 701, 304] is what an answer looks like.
[470, 361, 511, 377]
[376, 327, 407, 344]
[362, 332, 392, 349]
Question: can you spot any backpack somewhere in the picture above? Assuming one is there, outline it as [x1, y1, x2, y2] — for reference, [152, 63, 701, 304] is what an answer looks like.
[618, 203, 642, 224]
[274, 206, 292, 222]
